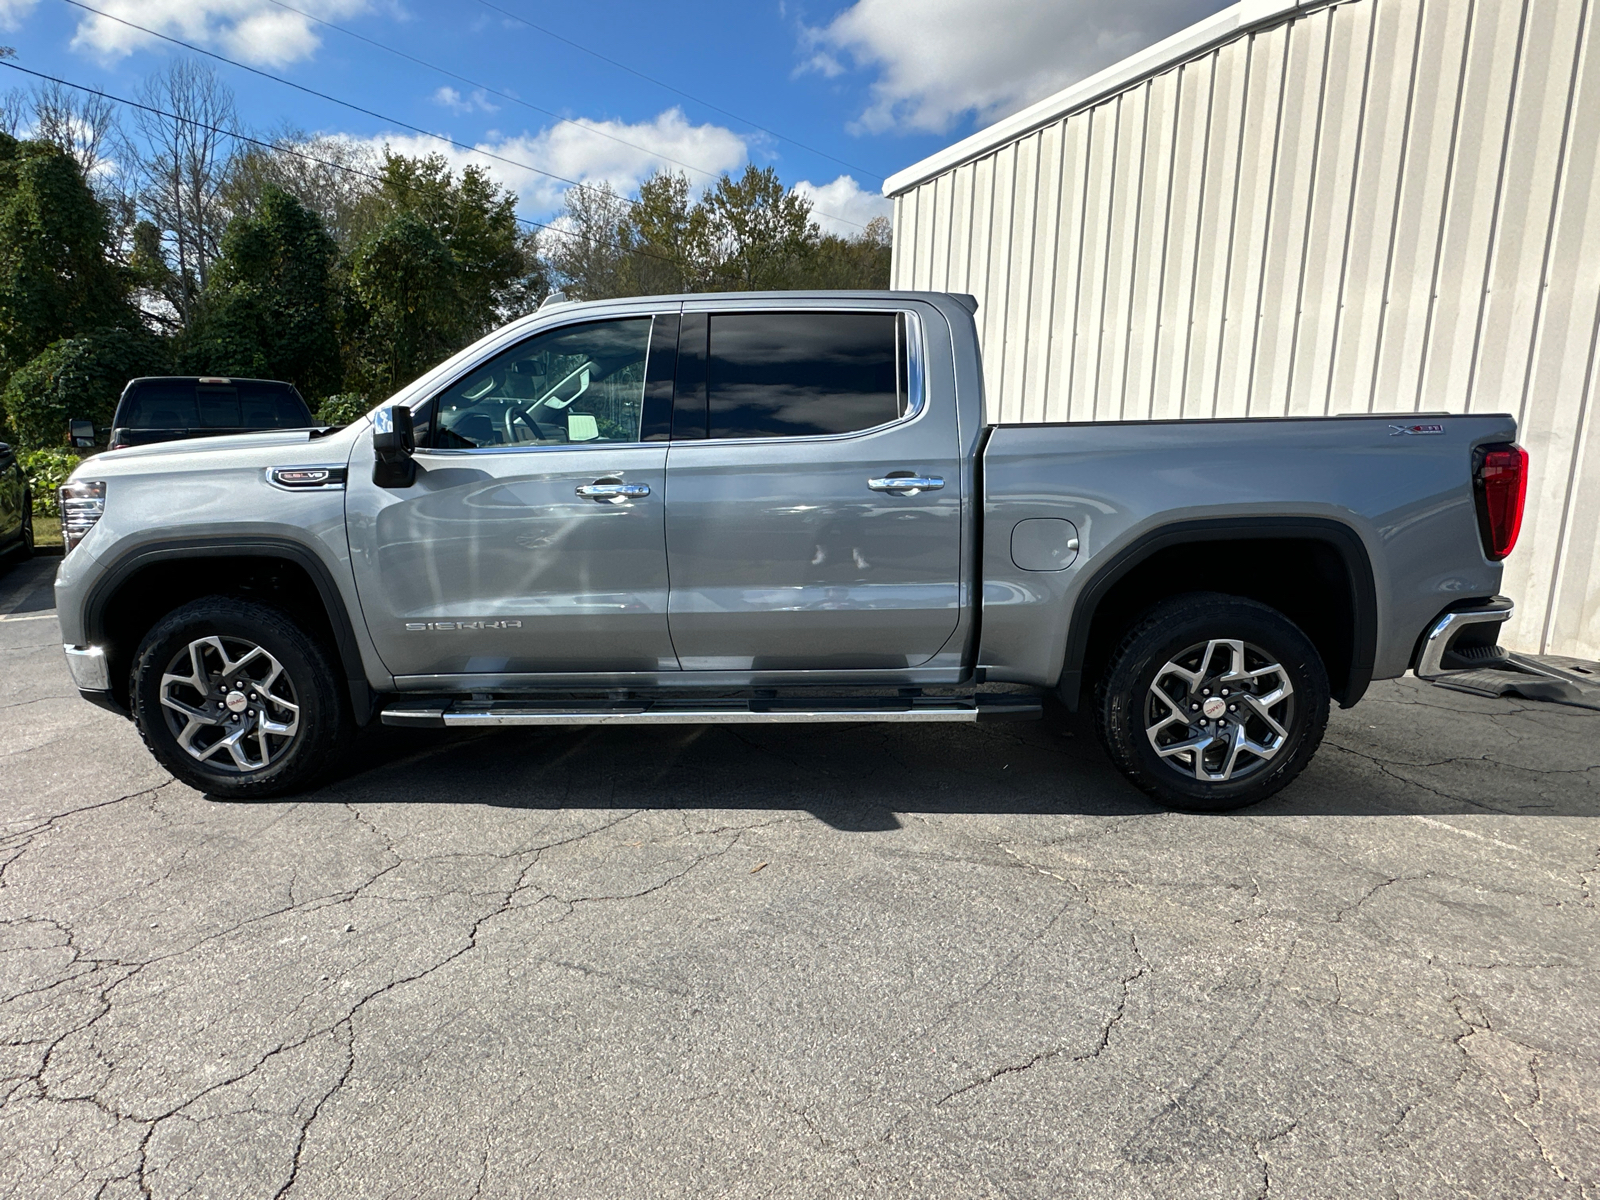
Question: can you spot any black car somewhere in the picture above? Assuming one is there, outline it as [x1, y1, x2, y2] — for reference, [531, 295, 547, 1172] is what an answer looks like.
[108, 377, 316, 449]
[0, 440, 33, 560]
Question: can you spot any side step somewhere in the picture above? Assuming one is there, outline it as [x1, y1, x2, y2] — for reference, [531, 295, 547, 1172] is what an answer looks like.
[381, 694, 1043, 729]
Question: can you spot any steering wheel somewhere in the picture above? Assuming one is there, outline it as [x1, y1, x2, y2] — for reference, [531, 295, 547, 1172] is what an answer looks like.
[502, 401, 546, 445]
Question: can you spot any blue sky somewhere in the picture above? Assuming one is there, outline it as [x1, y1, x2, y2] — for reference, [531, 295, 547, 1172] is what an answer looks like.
[0, 0, 1231, 235]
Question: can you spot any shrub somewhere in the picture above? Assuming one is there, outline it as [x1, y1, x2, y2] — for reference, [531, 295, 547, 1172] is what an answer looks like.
[315, 392, 371, 426]
[19, 447, 80, 516]
[1, 327, 168, 449]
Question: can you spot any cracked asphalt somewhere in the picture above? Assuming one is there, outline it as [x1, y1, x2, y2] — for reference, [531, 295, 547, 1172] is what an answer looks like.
[1, 554, 1596, 1199]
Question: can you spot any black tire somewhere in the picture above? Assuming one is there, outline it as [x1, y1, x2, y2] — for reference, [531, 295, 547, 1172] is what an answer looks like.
[132, 596, 350, 799]
[1094, 592, 1329, 812]
[18, 503, 33, 559]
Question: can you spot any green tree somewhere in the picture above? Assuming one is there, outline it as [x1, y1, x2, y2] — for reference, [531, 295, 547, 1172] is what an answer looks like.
[346, 152, 543, 392]
[800, 216, 894, 290]
[703, 165, 818, 291]
[0, 133, 134, 384]
[543, 179, 635, 302]
[347, 209, 458, 395]
[542, 167, 891, 300]
[629, 171, 711, 295]
[1, 327, 168, 448]
[222, 132, 380, 251]
[184, 186, 342, 399]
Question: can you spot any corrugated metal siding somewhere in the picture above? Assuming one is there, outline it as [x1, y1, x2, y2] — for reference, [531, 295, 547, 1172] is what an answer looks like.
[891, 0, 1600, 660]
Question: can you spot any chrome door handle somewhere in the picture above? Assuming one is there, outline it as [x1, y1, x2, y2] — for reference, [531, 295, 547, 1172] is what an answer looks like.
[576, 481, 651, 501]
[868, 475, 945, 493]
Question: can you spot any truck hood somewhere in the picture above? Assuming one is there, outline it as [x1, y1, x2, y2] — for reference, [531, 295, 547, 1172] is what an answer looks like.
[95, 428, 344, 462]
[71, 422, 367, 485]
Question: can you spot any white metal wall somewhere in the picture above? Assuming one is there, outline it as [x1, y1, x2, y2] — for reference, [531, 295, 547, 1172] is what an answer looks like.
[891, 0, 1600, 661]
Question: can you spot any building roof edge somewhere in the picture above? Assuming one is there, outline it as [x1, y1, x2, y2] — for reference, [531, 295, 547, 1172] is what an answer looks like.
[883, 0, 1317, 198]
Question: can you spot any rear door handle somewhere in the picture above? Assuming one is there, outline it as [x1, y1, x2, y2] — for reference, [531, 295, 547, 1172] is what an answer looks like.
[868, 475, 945, 494]
[576, 480, 651, 502]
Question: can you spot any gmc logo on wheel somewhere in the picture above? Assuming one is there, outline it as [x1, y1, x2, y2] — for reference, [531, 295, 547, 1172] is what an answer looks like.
[405, 620, 524, 631]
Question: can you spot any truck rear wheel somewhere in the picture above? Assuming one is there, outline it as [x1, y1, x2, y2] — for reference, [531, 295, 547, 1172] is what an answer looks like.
[131, 596, 349, 799]
[1095, 592, 1329, 812]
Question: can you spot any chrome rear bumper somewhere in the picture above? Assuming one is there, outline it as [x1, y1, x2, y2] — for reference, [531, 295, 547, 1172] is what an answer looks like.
[1414, 598, 1514, 679]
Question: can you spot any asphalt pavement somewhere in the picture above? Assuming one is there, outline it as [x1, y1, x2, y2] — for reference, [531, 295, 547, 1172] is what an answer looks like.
[1, 553, 1596, 1199]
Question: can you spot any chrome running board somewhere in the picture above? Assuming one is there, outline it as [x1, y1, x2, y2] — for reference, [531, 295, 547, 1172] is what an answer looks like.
[381, 694, 1042, 729]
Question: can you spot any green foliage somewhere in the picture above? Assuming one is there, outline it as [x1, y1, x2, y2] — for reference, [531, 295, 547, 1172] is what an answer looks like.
[345, 153, 543, 393]
[0, 328, 168, 449]
[547, 168, 890, 301]
[801, 216, 895, 290]
[0, 133, 135, 382]
[183, 186, 342, 400]
[315, 392, 370, 426]
[19, 446, 80, 516]
[703, 165, 818, 291]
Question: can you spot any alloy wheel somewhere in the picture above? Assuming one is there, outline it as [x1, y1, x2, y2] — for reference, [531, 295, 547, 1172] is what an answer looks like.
[159, 635, 301, 772]
[1144, 638, 1294, 782]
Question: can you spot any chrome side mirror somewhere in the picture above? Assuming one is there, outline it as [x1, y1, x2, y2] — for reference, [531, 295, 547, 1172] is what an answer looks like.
[372, 405, 416, 488]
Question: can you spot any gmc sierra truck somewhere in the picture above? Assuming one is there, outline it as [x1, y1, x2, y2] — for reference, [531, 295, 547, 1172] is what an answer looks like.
[52, 291, 1528, 811]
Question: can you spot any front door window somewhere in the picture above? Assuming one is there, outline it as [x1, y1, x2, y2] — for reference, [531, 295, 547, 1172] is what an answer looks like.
[428, 318, 653, 449]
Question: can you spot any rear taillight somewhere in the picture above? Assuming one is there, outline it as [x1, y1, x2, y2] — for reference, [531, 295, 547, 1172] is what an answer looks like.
[1472, 443, 1527, 561]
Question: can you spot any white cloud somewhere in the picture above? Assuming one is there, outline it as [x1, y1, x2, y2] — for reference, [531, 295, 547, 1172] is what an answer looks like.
[361, 107, 749, 219]
[803, 0, 1232, 134]
[433, 86, 499, 115]
[0, 0, 39, 34]
[68, 0, 375, 68]
[795, 175, 890, 236]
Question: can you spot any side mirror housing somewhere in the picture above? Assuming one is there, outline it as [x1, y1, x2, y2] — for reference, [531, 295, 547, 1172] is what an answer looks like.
[371, 405, 416, 488]
[69, 419, 95, 448]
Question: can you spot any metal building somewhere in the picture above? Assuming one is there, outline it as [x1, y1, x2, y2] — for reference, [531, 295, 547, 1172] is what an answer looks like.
[886, 0, 1600, 660]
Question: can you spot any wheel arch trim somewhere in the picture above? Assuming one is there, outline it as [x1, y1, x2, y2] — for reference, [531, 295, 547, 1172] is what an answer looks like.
[1058, 515, 1379, 711]
[83, 537, 375, 724]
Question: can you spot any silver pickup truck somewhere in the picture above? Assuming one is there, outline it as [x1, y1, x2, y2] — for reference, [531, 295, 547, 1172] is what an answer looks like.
[52, 291, 1528, 811]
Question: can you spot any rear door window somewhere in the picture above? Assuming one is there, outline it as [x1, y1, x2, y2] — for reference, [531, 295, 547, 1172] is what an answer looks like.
[702, 312, 908, 441]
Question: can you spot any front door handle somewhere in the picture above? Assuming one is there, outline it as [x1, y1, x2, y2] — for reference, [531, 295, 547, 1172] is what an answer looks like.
[868, 475, 945, 494]
[576, 480, 651, 502]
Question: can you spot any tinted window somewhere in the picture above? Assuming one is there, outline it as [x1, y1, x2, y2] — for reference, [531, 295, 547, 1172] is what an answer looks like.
[427, 318, 652, 449]
[118, 384, 195, 428]
[118, 382, 310, 429]
[705, 312, 907, 440]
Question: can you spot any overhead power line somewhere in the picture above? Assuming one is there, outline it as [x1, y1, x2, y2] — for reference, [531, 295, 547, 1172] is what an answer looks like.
[259, 0, 745, 193]
[60, 0, 872, 232]
[0, 59, 681, 266]
[473, 0, 883, 184]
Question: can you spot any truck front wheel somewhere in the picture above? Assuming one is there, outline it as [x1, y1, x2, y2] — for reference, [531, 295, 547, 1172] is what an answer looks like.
[1095, 592, 1330, 812]
[131, 596, 350, 799]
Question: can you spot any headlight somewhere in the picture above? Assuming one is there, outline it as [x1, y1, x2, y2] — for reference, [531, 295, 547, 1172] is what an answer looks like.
[59, 480, 106, 554]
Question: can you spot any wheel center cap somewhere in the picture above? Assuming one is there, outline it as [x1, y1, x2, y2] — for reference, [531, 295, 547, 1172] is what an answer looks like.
[225, 690, 248, 714]
[1202, 696, 1227, 719]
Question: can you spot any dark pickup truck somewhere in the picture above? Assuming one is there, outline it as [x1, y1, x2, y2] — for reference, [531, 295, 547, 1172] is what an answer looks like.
[108, 377, 315, 450]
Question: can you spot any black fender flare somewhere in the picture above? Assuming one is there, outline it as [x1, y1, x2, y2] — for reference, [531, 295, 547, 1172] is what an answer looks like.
[1057, 516, 1378, 710]
[84, 537, 375, 725]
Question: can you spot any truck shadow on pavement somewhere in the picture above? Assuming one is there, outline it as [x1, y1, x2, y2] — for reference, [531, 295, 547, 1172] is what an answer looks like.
[258, 693, 1600, 828]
